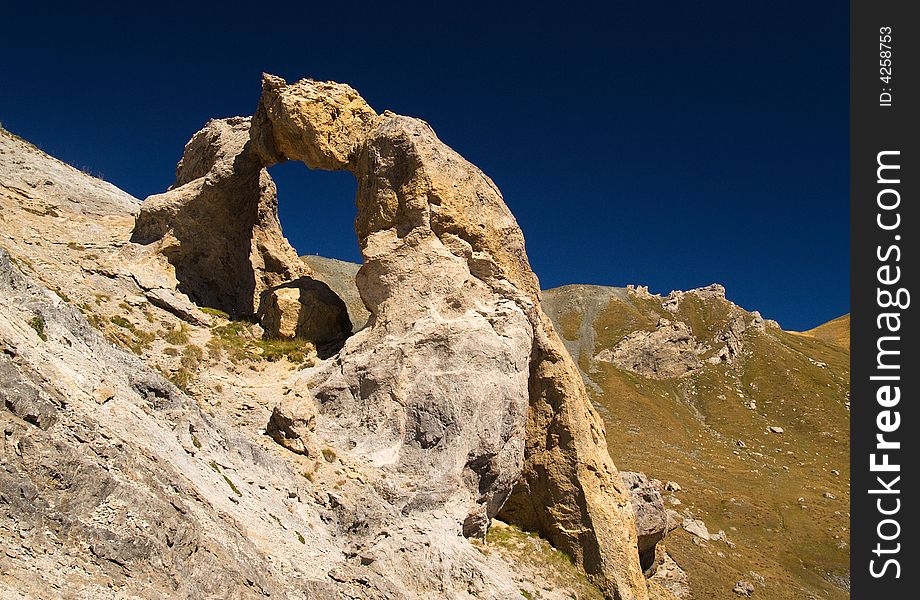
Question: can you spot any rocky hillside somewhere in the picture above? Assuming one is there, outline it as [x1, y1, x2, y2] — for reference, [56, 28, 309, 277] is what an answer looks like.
[542, 285, 850, 600]
[0, 75, 675, 600]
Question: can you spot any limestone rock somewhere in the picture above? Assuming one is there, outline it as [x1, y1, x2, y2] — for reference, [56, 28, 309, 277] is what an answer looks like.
[266, 396, 320, 457]
[682, 518, 711, 540]
[597, 319, 702, 379]
[649, 552, 691, 599]
[252, 75, 379, 171]
[251, 75, 648, 599]
[257, 277, 352, 345]
[733, 580, 755, 596]
[3, 126, 605, 599]
[300, 255, 370, 331]
[132, 116, 306, 317]
[621, 472, 668, 571]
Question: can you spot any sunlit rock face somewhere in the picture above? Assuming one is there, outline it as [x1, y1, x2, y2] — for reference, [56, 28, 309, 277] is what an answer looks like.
[252, 74, 648, 599]
[132, 116, 306, 318]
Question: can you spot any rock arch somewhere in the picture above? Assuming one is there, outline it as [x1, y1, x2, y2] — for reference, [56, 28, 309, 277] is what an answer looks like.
[132, 74, 649, 600]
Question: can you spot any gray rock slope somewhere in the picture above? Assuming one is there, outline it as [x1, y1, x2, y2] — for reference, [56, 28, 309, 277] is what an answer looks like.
[2, 123, 667, 599]
[0, 127, 559, 599]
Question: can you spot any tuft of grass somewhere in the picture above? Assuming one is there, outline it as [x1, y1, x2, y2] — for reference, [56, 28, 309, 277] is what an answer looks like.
[28, 315, 47, 341]
[297, 532, 306, 544]
[162, 324, 190, 346]
[222, 474, 242, 497]
[110, 315, 133, 329]
[256, 337, 316, 364]
[207, 320, 315, 365]
[201, 306, 230, 319]
[53, 288, 71, 303]
[321, 447, 337, 463]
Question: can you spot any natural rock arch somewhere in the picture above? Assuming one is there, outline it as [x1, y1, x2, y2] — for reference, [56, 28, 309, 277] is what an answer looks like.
[132, 74, 649, 600]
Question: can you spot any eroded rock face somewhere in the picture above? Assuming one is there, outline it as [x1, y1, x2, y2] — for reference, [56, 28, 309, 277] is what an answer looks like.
[596, 319, 702, 379]
[132, 117, 306, 317]
[257, 277, 352, 345]
[621, 472, 668, 571]
[252, 75, 648, 599]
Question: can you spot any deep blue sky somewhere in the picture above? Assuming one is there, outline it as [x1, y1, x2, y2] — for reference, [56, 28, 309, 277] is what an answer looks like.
[0, 2, 848, 330]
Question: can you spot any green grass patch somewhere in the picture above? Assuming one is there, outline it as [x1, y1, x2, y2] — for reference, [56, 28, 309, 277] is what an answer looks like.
[27, 315, 47, 341]
[200, 306, 230, 319]
[321, 447, 337, 463]
[161, 324, 190, 346]
[208, 320, 315, 365]
[110, 315, 133, 329]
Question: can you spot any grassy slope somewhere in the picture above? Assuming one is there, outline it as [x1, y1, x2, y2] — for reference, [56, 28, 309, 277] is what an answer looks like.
[546, 286, 850, 599]
[797, 314, 850, 350]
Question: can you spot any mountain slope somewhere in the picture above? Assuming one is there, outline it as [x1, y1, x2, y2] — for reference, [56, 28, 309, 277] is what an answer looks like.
[542, 284, 850, 600]
[797, 314, 850, 350]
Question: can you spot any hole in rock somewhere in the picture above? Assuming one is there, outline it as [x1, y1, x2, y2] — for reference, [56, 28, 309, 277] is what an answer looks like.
[269, 162, 361, 266]
[268, 162, 371, 341]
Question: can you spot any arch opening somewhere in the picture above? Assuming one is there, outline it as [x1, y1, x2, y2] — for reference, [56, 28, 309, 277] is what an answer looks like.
[268, 161, 370, 334]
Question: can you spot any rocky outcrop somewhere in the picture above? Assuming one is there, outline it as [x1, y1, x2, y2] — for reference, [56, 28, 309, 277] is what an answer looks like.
[621, 472, 668, 571]
[2, 126, 600, 598]
[649, 553, 691, 599]
[300, 255, 370, 331]
[131, 117, 306, 317]
[257, 277, 352, 345]
[251, 75, 648, 599]
[597, 319, 702, 379]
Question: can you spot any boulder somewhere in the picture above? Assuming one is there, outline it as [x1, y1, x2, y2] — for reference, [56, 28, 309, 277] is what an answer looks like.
[733, 580, 755, 596]
[621, 471, 669, 571]
[257, 277, 352, 346]
[266, 396, 320, 457]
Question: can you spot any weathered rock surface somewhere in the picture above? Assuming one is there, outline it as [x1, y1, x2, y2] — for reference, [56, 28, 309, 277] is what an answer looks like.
[621, 472, 669, 571]
[251, 74, 648, 598]
[597, 319, 702, 379]
[132, 117, 306, 317]
[257, 276, 352, 345]
[1, 126, 615, 599]
[649, 552, 691, 599]
[300, 255, 370, 331]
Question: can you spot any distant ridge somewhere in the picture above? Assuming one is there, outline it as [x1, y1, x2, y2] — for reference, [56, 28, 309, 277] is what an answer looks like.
[799, 314, 850, 350]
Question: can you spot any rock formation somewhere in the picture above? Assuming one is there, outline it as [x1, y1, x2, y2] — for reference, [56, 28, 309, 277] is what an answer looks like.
[3, 124, 606, 599]
[132, 116, 306, 317]
[245, 74, 648, 599]
[620, 472, 668, 571]
[257, 277, 352, 346]
[596, 319, 702, 379]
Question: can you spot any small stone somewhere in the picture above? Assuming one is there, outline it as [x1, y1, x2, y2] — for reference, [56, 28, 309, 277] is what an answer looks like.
[682, 518, 710, 540]
[664, 481, 682, 492]
[733, 580, 755, 596]
[768, 426, 784, 434]
[93, 387, 116, 405]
